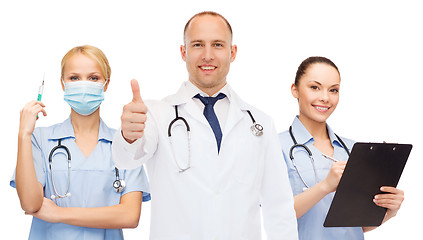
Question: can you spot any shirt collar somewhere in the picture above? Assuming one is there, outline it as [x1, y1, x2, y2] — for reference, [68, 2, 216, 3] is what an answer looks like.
[290, 116, 314, 145]
[326, 123, 343, 146]
[48, 116, 114, 142]
[290, 116, 341, 146]
[169, 81, 233, 105]
[187, 81, 232, 100]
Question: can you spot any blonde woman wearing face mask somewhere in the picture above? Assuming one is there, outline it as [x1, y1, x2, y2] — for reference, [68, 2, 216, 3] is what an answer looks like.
[278, 56, 404, 240]
[11, 45, 150, 240]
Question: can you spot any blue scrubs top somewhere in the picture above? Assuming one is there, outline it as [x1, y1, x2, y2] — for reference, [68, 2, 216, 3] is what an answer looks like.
[10, 117, 151, 240]
[278, 117, 364, 240]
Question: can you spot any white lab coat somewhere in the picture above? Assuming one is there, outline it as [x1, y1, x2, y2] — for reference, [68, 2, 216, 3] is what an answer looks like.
[113, 82, 298, 240]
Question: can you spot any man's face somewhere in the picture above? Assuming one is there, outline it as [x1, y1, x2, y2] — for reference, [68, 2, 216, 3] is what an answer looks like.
[181, 14, 237, 96]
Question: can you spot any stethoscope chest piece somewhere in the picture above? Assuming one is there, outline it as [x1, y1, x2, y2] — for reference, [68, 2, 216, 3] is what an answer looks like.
[113, 179, 126, 193]
[113, 167, 126, 193]
[246, 110, 263, 136]
[251, 123, 263, 136]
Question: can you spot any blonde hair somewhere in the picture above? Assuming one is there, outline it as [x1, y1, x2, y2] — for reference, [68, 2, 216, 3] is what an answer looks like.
[61, 45, 111, 81]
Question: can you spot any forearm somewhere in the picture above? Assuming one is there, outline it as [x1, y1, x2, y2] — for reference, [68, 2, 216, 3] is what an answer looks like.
[362, 212, 393, 232]
[15, 133, 43, 213]
[57, 192, 142, 229]
[294, 181, 331, 219]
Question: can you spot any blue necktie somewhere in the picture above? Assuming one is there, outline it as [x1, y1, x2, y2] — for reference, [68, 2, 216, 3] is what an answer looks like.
[194, 93, 226, 152]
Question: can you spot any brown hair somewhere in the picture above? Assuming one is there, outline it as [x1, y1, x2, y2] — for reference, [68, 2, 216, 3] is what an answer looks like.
[61, 45, 111, 81]
[295, 56, 339, 86]
[183, 11, 233, 44]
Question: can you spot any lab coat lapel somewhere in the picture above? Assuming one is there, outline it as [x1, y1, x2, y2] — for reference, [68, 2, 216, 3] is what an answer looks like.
[184, 99, 210, 126]
[223, 90, 246, 138]
[167, 82, 209, 127]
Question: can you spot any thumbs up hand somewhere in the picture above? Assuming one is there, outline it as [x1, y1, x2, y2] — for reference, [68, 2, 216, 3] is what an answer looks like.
[121, 79, 148, 143]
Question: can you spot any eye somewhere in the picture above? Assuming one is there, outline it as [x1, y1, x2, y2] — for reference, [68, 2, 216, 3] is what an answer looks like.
[89, 76, 100, 81]
[192, 43, 202, 48]
[330, 88, 339, 93]
[310, 85, 319, 90]
[70, 76, 79, 81]
[214, 43, 223, 47]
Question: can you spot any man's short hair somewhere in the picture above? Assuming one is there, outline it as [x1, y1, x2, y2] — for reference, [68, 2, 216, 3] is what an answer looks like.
[183, 11, 233, 44]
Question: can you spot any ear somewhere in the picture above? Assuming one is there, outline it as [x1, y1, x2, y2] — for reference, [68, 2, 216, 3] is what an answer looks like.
[230, 44, 237, 62]
[61, 79, 65, 91]
[103, 79, 110, 92]
[180, 45, 186, 61]
[291, 83, 299, 99]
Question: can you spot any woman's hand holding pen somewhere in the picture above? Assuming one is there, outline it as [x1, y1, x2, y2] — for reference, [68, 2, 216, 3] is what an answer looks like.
[19, 101, 47, 137]
[320, 161, 347, 193]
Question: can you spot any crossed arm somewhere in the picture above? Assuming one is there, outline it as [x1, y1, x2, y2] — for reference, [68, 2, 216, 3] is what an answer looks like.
[28, 192, 143, 229]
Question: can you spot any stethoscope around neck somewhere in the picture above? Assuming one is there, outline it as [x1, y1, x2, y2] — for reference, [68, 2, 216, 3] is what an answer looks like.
[168, 105, 263, 173]
[48, 139, 126, 200]
[288, 125, 350, 191]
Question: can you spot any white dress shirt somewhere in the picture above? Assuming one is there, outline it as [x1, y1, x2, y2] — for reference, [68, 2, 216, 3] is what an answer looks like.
[190, 82, 230, 131]
[113, 81, 298, 240]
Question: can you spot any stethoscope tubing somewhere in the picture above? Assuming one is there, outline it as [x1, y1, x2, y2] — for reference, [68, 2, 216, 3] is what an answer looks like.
[49, 139, 72, 199]
[168, 105, 263, 173]
[288, 125, 350, 190]
[49, 139, 125, 199]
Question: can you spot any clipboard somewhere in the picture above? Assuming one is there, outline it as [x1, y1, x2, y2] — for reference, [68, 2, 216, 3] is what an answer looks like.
[324, 142, 412, 227]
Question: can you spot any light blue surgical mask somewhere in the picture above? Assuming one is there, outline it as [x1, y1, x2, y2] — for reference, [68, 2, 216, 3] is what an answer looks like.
[63, 80, 107, 116]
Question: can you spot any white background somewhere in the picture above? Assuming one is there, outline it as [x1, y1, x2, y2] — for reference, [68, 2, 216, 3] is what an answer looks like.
[1, 0, 422, 239]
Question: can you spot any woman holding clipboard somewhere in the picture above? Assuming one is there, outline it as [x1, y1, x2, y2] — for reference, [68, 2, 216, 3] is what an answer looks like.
[278, 56, 404, 239]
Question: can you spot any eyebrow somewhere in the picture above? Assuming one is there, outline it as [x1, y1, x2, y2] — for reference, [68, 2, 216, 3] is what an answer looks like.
[309, 80, 340, 88]
[68, 72, 101, 75]
[189, 39, 227, 44]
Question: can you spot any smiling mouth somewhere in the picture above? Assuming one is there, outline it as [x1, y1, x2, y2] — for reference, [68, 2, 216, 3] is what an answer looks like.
[199, 65, 216, 71]
[313, 105, 330, 112]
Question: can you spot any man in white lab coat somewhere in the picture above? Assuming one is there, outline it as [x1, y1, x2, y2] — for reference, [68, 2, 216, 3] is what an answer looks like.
[112, 11, 298, 239]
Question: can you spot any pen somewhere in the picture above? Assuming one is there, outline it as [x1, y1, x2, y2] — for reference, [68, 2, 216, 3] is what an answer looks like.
[322, 153, 339, 162]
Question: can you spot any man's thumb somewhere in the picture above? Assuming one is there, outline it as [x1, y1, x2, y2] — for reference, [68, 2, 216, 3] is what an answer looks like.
[131, 79, 143, 103]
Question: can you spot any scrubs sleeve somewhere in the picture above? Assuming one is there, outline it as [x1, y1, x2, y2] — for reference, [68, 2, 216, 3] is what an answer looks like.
[10, 128, 46, 188]
[121, 165, 151, 202]
[260, 120, 298, 240]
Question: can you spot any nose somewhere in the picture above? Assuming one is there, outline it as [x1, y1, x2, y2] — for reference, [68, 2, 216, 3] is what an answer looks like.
[202, 45, 214, 62]
[320, 90, 329, 102]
